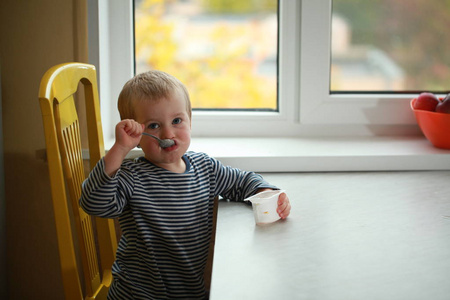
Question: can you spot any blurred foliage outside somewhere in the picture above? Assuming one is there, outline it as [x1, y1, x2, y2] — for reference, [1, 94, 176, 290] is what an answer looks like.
[202, 0, 277, 13]
[333, 0, 450, 92]
[135, 0, 278, 110]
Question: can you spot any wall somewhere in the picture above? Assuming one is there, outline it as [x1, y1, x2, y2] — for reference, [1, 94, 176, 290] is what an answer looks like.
[0, 0, 87, 298]
[0, 63, 5, 300]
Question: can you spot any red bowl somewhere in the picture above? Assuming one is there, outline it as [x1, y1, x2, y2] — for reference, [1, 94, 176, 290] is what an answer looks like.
[411, 98, 450, 149]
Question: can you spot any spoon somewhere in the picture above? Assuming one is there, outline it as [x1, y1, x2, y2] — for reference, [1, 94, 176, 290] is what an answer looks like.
[142, 132, 175, 148]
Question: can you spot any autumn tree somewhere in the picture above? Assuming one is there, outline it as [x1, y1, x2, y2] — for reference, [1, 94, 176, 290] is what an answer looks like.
[135, 0, 278, 109]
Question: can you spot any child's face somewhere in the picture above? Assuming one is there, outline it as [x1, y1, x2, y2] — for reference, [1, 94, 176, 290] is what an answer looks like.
[134, 90, 191, 173]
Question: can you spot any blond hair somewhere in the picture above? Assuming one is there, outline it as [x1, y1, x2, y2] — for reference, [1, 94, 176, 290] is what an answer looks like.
[118, 70, 191, 120]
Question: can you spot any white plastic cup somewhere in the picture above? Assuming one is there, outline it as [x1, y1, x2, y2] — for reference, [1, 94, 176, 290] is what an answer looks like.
[246, 190, 285, 225]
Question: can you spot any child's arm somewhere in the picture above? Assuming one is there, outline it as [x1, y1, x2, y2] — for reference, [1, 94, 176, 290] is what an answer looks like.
[79, 120, 142, 218]
[104, 119, 143, 176]
[210, 155, 291, 219]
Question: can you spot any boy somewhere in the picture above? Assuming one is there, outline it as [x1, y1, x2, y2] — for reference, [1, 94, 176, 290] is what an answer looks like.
[80, 70, 291, 299]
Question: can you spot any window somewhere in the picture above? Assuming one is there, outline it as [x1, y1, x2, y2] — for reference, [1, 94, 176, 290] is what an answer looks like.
[134, 0, 278, 111]
[331, 0, 450, 93]
[89, 0, 423, 146]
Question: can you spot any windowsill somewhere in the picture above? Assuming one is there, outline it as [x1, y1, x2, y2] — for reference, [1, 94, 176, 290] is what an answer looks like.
[125, 135, 450, 172]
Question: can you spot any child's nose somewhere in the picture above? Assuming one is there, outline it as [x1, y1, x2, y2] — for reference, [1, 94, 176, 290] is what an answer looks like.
[160, 126, 174, 139]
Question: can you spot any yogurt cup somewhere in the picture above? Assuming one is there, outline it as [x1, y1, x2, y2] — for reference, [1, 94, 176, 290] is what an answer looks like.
[246, 190, 285, 225]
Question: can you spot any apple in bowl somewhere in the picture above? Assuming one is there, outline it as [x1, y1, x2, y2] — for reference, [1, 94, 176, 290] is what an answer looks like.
[436, 94, 450, 113]
[412, 92, 441, 111]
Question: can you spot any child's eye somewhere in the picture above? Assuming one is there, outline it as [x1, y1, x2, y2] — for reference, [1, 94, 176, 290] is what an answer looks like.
[148, 123, 159, 129]
[172, 118, 182, 125]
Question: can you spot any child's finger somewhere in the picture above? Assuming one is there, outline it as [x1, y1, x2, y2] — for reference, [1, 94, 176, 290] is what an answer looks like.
[123, 120, 142, 137]
[277, 193, 291, 219]
[277, 192, 287, 206]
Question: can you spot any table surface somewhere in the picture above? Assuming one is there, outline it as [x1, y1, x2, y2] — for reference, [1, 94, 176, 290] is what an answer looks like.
[209, 171, 450, 300]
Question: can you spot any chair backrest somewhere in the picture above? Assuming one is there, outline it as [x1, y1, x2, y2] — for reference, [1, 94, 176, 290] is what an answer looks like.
[39, 63, 117, 300]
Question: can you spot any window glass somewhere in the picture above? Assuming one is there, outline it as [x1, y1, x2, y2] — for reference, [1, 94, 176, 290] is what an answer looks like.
[331, 0, 450, 93]
[134, 0, 278, 110]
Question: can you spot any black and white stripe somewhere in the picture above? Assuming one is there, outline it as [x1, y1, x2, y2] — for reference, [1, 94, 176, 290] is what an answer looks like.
[80, 151, 276, 299]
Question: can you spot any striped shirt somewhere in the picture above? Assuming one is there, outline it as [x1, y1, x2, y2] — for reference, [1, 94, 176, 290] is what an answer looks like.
[80, 151, 276, 299]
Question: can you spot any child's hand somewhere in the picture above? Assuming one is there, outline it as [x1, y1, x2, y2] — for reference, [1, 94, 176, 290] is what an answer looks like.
[104, 120, 144, 177]
[115, 119, 144, 152]
[277, 192, 291, 219]
[257, 189, 291, 219]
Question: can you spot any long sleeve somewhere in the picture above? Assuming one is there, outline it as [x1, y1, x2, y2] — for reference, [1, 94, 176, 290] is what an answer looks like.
[80, 158, 134, 218]
[210, 156, 278, 201]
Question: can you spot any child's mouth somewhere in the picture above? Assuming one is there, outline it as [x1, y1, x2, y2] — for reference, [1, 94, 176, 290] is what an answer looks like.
[162, 141, 177, 151]
[159, 139, 175, 148]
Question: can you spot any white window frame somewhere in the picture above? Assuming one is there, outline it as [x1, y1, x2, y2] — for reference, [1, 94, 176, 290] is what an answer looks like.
[88, 0, 424, 148]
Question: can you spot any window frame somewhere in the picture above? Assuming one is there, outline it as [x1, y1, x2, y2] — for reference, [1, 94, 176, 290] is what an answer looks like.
[88, 0, 423, 146]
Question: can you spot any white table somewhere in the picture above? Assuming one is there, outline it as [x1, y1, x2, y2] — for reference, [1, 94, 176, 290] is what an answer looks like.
[210, 171, 450, 300]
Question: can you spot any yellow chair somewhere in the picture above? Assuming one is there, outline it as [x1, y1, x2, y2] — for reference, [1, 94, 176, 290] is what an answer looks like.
[39, 63, 117, 299]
